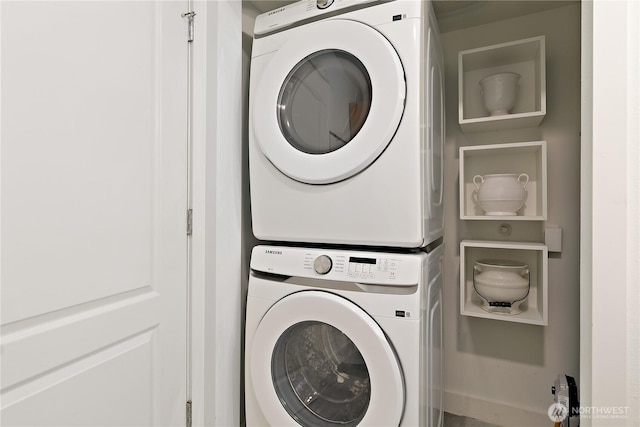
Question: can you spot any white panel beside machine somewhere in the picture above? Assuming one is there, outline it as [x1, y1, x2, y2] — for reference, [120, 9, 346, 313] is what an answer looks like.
[249, 0, 445, 248]
[245, 244, 444, 426]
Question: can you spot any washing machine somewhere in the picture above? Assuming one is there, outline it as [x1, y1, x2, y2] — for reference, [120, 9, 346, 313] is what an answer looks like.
[245, 244, 444, 426]
[249, 0, 444, 248]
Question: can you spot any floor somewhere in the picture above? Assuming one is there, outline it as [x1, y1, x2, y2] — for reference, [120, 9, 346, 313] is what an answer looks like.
[444, 412, 502, 427]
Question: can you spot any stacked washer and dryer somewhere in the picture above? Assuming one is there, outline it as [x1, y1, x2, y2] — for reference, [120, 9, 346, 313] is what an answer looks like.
[246, 1, 445, 426]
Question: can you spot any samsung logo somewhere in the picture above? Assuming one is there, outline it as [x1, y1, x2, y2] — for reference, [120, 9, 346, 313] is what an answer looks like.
[268, 7, 285, 16]
[265, 249, 283, 255]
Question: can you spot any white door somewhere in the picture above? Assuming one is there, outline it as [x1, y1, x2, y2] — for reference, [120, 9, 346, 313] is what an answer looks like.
[1, 1, 188, 425]
[251, 19, 406, 184]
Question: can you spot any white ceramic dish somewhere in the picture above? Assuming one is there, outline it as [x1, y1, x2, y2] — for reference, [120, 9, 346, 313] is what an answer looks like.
[473, 173, 529, 215]
[473, 259, 529, 315]
[479, 72, 521, 116]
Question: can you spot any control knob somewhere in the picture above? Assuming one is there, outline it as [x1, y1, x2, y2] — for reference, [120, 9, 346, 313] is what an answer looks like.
[316, 0, 334, 9]
[314, 255, 333, 275]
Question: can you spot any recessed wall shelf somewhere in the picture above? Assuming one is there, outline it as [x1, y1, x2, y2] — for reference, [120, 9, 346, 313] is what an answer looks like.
[460, 240, 548, 326]
[458, 36, 546, 133]
[459, 141, 547, 220]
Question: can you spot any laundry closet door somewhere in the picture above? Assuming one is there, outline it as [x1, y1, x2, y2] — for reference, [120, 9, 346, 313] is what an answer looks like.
[1, 1, 188, 425]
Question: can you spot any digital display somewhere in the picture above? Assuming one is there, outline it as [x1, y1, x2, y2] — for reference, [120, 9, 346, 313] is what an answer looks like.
[349, 256, 376, 265]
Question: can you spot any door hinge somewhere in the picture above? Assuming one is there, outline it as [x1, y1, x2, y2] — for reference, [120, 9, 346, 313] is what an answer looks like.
[182, 11, 196, 43]
[186, 400, 192, 427]
[187, 209, 193, 236]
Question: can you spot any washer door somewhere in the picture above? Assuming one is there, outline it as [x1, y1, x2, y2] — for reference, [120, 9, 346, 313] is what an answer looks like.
[252, 19, 405, 184]
[250, 291, 404, 426]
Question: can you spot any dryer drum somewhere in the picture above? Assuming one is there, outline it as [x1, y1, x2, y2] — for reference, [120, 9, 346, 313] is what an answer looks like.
[277, 49, 372, 156]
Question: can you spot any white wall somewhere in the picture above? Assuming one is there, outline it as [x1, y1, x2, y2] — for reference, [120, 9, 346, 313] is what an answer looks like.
[441, 5, 581, 425]
[584, 0, 640, 425]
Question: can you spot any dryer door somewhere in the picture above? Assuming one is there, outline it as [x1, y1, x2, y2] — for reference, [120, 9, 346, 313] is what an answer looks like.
[250, 291, 404, 426]
[252, 19, 405, 184]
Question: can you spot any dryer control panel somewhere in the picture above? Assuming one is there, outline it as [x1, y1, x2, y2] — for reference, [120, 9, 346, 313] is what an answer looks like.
[251, 245, 424, 286]
[253, 0, 413, 37]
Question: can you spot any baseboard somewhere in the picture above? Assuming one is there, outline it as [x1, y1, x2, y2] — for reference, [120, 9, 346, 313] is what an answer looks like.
[444, 390, 549, 426]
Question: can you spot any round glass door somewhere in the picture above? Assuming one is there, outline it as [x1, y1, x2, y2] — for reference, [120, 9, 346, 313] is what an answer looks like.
[271, 321, 370, 426]
[278, 50, 372, 155]
[251, 19, 405, 184]
[250, 291, 404, 427]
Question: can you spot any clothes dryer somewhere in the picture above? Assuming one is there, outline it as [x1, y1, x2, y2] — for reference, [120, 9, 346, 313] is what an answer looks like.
[249, 0, 444, 248]
[245, 244, 444, 426]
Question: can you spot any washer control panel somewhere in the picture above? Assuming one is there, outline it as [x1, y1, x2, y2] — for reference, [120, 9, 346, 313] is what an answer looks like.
[304, 253, 405, 283]
[252, 245, 423, 286]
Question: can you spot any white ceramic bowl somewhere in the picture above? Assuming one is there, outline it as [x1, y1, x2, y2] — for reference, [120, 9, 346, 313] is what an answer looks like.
[473, 173, 529, 216]
[479, 72, 521, 116]
[473, 259, 529, 315]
